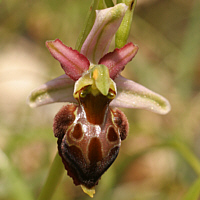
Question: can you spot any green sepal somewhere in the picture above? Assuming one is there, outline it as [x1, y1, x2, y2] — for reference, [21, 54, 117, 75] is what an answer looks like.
[183, 177, 200, 200]
[115, 0, 137, 48]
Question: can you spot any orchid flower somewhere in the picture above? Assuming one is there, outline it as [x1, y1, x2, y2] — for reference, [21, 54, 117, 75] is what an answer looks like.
[28, 3, 170, 198]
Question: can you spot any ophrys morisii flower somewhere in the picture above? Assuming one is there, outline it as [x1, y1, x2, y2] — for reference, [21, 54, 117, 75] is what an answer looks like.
[28, 3, 170, 198]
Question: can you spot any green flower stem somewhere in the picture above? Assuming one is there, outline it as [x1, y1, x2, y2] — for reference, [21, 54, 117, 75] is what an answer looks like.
[183, 176, 200, 200]
[75, 0, 99, 51]
[38, 153, 65, 200]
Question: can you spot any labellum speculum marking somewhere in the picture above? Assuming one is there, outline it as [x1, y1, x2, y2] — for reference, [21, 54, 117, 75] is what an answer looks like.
[53, 65, 129, 195]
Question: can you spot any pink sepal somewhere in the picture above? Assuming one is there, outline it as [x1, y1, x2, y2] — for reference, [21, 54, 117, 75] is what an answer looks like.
[27, 74, 76, 107]
[110, 76, 171, 115]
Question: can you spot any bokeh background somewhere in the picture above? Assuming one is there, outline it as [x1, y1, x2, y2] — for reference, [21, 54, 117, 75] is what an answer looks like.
[0, 0, 200, 199]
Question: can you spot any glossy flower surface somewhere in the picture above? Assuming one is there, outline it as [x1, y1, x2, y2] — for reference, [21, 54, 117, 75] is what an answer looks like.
[28, 3, 170, 197]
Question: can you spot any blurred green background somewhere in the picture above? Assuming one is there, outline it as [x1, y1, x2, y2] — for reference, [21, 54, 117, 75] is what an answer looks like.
[0, 0, 200, 199]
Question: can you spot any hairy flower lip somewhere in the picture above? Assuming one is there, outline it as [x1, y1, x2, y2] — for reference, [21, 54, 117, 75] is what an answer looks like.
[54, 102, 127, 189]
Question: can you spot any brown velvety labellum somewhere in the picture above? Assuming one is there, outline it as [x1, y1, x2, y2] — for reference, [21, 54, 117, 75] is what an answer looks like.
[53, 92, 129, 189]
[59, 135, 120, 188]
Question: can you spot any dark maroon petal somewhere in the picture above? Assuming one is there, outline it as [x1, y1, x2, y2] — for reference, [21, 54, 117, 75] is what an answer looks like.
[99, 42, 138, 79]
[46, 39, 90, 81]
